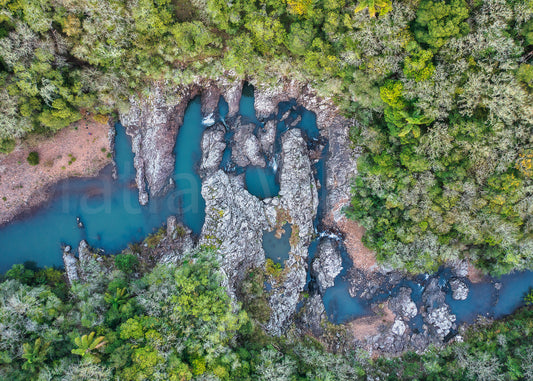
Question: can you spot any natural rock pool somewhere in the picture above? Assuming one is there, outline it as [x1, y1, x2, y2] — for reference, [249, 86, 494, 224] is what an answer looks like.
[0, 85, 531, 338]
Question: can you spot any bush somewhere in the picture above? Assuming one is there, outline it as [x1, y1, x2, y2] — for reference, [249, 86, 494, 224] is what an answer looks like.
[26, 151, 39, 165]
[114, 254, 139, 274]
[0, 139, 15, 154]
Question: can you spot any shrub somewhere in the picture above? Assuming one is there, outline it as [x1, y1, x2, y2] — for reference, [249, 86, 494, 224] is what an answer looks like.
[114, 254, 139, 274]
[0, 139, 15, 154]
[26, 151, 39, 165]
[265, 258, 282, 278]
[525, 289, 533, 306]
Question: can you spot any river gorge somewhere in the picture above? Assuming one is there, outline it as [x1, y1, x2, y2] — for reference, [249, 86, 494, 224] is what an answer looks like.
[0, 82, 532, 356]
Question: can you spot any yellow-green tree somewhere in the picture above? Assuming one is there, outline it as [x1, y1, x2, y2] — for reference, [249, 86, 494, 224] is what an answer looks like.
[354, 0, 392, 18]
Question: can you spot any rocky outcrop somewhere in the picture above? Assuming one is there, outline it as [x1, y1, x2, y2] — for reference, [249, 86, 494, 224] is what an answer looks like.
[348, 267, 402, 300]
[218, 79, 244, 118]
[259, 119, 277, 156]
[389, 287, 418, 320]
[200, 170, 269, 294]
[77, 239, 92, 264]
[158, 216, 195, 264]
[231, 117, 266, 167]
[422, 279, 457, 341]
[119, 79, 242, 205]
[252, 80, 357, 228]
[311, 238, 342, 294]
[62, 246, 79, 285]
[200, 123, 226, 174]
[348, 273, 466, 355]
[299, 294, 327, 335]
[266, 129, 319, 334]
[120, 85, 200, 205]
[449, 278, 469, 300]
[278, 129, 318, 241]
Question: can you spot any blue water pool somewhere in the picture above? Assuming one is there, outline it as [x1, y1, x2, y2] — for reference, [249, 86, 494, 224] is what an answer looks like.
[262, 224, 292, 265]
[245, 166, 279, 199]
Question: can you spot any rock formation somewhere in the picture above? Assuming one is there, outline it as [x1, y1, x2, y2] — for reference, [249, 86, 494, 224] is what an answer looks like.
[311, 238, 343, 294]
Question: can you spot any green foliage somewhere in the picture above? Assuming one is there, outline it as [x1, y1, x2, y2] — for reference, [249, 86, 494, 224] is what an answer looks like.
[26, 151, 39, 165]
[414, 0, 470, 50]
[265, 258, 283, 278]
[0, 0, 530, 305]
[0, 138, 15, 153]
[21, 338, 50, 373]
[71, 332, 107, 363]
[348, 0, 533, 275]
[1, 247, 532, 380]
[517, 64, 533, 89]
[354, 0, 392, 18]
[238, 269, 271, 323]
[114, 253, 139, 274]
[525, 289, 533, 305]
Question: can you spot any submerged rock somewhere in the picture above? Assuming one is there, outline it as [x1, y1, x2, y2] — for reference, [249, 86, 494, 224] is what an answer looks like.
[311, 239, 342, 294]
[449, 278, 469, 300]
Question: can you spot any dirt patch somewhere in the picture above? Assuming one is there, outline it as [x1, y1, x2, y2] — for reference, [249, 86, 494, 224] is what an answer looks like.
[348, 301, 395, 341]
[325, 198, 377, 271]
[0, 117, 111, 225]
[467, 262, 487, 283]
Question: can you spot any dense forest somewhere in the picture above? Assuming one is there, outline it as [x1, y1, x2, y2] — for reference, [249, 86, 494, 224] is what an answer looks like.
[1, 250, 532, 380]
[1, 0, 532, 275]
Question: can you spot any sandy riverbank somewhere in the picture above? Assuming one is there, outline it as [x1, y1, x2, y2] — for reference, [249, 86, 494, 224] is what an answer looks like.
[0, 117, 112, 225]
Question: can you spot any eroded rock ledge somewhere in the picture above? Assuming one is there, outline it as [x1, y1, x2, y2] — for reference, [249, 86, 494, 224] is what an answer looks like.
[119, 80, 244, 205]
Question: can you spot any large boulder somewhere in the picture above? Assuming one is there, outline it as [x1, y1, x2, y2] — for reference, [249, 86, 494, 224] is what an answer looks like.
[422, 279, 457, 340]
[200, 123, 226, 174]
[449, 278, 469, 301]
[231, 118, 265, 168]
[389, 287, 418, 320]
[311, 239, 342, 294]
